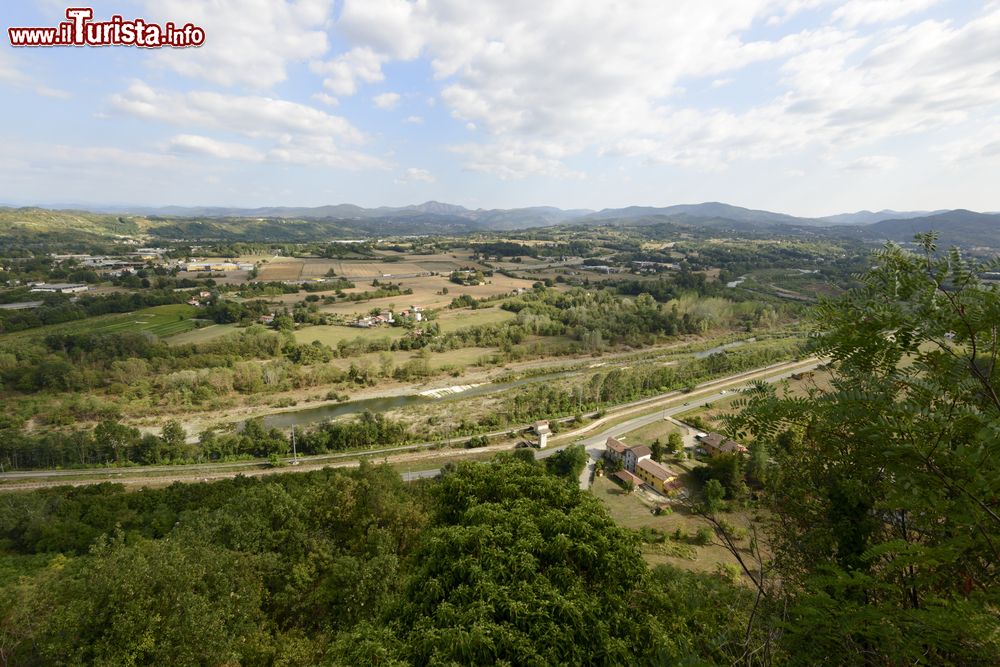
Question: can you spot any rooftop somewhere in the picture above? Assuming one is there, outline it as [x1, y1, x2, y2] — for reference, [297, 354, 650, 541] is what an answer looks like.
[629, 444, 652, 458]
[637, 458, 674, 481]
[606, 437, 628, 454]
[612, 470, 643, 487]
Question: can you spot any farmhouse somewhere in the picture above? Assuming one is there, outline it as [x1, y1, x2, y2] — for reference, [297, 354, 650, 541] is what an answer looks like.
[635, 458, 677, 494]
[623, 444, 651, 473]
[604, 437, 628, 463]
[698, 432, 748, 457]
[604, 438, 654, 472]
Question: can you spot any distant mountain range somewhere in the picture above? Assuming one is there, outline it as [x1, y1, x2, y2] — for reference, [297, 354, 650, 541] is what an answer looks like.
[79, 201, 593, 230]
[2, 201, 998, 248]
[862, 209, 1000, 248]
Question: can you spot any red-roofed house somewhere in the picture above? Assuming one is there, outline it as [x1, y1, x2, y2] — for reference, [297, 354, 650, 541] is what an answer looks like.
[604, 437, 628, 463]
[636, 458, 676, 493]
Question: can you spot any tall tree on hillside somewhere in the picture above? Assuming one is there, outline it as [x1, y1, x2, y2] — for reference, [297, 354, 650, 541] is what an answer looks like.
[730, 235, 1000, 664]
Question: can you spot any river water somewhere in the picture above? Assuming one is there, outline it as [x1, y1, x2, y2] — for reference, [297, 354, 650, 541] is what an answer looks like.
[255, 338, 755, 430]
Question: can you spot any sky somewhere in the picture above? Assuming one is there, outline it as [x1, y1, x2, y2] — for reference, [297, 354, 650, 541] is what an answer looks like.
[1, 0, 998, 216]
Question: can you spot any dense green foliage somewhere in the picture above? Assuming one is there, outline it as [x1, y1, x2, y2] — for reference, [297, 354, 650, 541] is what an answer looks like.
[0, 458, 759, 665]
[727, 237, 1000, 664]
[2, 236, 996, 665]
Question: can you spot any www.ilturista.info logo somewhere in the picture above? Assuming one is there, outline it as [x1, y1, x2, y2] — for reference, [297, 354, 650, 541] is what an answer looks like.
[8, 7, 205, 48]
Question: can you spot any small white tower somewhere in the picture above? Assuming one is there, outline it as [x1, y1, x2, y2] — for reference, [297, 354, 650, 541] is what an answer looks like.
[534, 420, 552, 449]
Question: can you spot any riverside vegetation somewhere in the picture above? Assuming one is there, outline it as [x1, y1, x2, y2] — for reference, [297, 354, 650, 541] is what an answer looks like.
[1, 235, 997, 665]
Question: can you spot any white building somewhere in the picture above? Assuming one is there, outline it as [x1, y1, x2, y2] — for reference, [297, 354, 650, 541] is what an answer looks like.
[534, 420, 551, 448]
[29, 283, 89, 294]
[623, 445, 652, 473]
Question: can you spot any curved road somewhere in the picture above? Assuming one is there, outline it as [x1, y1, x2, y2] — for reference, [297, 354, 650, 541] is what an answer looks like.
[0, 358, 820, 490]
[535, 360, 820, 489]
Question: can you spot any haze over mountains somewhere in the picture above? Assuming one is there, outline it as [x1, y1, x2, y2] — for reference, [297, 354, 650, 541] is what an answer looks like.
[68, 200, 945, 228]
[3, 201, 999, 248]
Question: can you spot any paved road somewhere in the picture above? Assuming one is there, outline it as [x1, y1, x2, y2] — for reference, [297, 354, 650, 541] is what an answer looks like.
[536, 360, 821, 490]
[0, 358, 820, 490]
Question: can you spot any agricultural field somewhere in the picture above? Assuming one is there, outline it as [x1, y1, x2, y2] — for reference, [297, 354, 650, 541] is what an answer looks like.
[293, 324, 408, 346]
[91, 305, 201, 337]
[165, 322, 242, 346]
[436, 306, 516, 332]
[617, 419, 685, 446]
[317, 273, 534, 316]
[1, 304, 201, 341]
[322, 346, 499, 374]
[251, 257, 460, 282]
[256, 260, 304, 281]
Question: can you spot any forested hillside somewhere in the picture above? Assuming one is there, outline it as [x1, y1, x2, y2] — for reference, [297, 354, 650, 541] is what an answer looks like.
[0, 458, 759, 665]
[1, 236, 998, 665]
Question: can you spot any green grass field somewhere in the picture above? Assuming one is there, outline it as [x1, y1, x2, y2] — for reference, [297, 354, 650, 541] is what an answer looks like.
[590, 475, 746, 574]
[294, 324, 407, 346]
[620, 419, 683, 445]
[1, 304, 200, 341]
[436, 307, 516, 332]
[166, 322, 242, 346]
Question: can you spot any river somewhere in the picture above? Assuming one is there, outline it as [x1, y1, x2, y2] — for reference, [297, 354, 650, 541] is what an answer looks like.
[254, 338, 756, 430]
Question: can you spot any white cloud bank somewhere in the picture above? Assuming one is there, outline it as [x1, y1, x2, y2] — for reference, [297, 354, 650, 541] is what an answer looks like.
[323, 1, 1000, 179]
[112, 81, 387, 169]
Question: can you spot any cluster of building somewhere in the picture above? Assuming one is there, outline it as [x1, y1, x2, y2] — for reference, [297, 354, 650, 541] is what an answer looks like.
[604, 437, 683, 495]
[352, 305, 423, 328]
[51, 252, 166, 277]
[632, 260, 681, 273]
[183, 261, 254, 272]
[186, 291, 213, 307]
[450, 269, 486, 286]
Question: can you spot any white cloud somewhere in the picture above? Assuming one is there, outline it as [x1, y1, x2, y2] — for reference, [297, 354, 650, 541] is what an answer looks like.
[403, 115, 424, 124]
[112, 81, 362, 142]
[311, 47, 386, 95]
[312, 93, 340, 106]
[397, 167, 435, 183]
[327, 1, 1000, 178]
[142, 0, 332, 87]
[111, 81, 387, 169]
[327, 1, 848, 175]
[0, 50, 70, 98]
[373, 92, 401, 109]
[832, 0, 940, 28]
[166, 135, 264, 162]
[842, 155, 899, 171]
[937, 126, 1000, 164]
[451, 140, 585, 180]
[0, 51, 22, 85]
